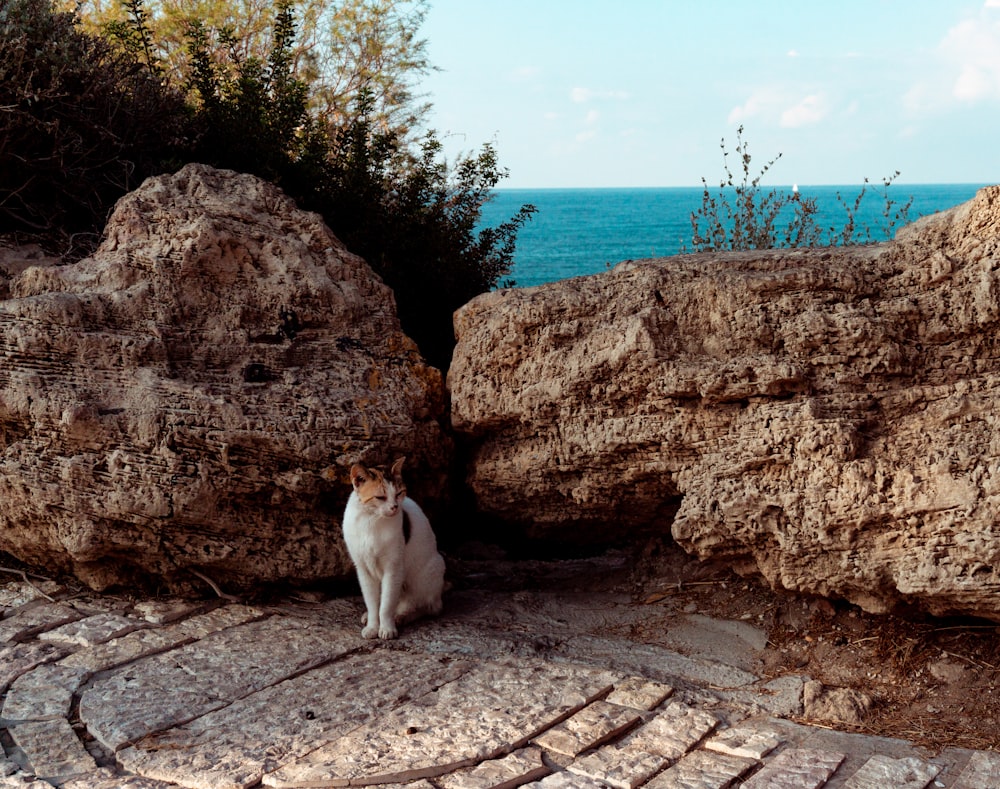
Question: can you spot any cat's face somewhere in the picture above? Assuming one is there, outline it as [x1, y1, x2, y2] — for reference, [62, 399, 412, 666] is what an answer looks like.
[350, 458, 407, 519]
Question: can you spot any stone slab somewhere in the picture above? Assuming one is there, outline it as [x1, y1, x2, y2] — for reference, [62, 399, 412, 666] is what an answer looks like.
[263, 659, 618, 788]
[644, 749, 757, 789]
[618, 702, 719, 761]
[58, 627, 196, 673]
[62, 767, 183, 788]
[0, 762, 54, 789]
[59, 604, 266, 675]
[69, 598, 128, 616]
[704, 725, 783, 760]
[843, 754, 941, 789]
[0, 580, 63, 610]
[953, 750, 1000, 789]
[522, 772, 607, 788]
[39, 613, 142, 647]
[558, 635, 759, 690]
[80, 616, 359, 751]
[7, 719, 97, 784]
[363, 782, 436, 789]
[717, 675, 807, 718]
[0, 642, 65, 693]
[533, 701, 643, 757]
[758, 715, 974, 784]
[740, 747, 846, 789]
[604, 677, 674, 711]
[171, 605, 265, 638]
[0, 603, 83, 643]
[567, 745, 669, 789]
[437, 747, 550, 789]
[131, 600, 205, 625]
[1, 665, 89, 722]
[118, 651, 471, 789]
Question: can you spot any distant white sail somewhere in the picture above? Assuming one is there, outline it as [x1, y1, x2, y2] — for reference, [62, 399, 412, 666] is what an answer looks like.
[792, 183, 799, 193]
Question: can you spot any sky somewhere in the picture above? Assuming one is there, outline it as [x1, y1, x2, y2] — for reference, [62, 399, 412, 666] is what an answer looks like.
[419, 0, 1000, 188]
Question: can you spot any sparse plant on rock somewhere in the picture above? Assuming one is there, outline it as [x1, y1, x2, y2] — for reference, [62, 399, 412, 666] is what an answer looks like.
[690, 125, 912, 251]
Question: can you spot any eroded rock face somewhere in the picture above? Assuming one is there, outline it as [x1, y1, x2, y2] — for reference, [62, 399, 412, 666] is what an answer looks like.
[450, 186, 1000, 620]
[0, 164, 448, 591]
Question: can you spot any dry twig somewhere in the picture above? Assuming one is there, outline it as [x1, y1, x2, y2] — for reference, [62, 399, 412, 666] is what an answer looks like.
[0, 566, 56, 602]
[189, 569, 242, 603]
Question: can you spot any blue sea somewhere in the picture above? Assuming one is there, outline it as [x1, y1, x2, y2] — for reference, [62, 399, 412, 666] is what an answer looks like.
[479, 184, 990, 288]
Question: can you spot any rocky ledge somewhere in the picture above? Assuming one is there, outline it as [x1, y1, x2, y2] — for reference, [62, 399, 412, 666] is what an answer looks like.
[0, 164, 448, 593]
[450, 187, 1000, 621]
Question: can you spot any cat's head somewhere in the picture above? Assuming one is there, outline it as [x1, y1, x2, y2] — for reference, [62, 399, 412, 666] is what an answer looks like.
[349, 457, 407, 519]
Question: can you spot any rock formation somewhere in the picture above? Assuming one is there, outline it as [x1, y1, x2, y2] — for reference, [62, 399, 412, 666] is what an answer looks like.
[0, 164, 448, 592]
[450, 186, 1000, 620]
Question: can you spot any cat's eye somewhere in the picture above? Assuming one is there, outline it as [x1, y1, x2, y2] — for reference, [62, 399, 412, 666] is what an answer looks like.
[376, 495, 387, 501]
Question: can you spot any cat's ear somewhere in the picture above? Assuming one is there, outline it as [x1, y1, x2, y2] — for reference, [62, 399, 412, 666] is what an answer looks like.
[390, 457, 405, 482]
[350, 464, 370, 490]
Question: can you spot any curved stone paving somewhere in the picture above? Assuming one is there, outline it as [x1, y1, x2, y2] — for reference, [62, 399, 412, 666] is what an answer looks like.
[2, 578, 1000, 788]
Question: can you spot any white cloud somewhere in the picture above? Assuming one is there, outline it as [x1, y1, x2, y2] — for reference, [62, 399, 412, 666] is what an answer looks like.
[728, 88, 782, 124]
[780, 94, 829, 127]
[907, 6, 1000, 109]
[511, 66, 540, 81]
[570, 87, 629, 104]
[942, 16, 1000, 102]
[729, 87, 831, 127]
[787, 49, 800, 58]
[953, 64, 993, 101]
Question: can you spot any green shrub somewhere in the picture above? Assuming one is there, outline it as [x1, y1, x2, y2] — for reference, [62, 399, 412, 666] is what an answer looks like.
[1, 0, 532, 370]
[315, 114, 535, 369]
[181, 1, 534, 369]
[0, 0, 187, 243]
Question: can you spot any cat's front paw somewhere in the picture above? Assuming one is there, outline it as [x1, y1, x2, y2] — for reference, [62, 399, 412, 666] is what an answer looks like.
[361, 624, 379, 639]
[378, 623, 398, 640]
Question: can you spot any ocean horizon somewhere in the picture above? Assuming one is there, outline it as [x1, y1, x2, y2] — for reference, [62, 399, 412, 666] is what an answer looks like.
[480, 184, 990, 288]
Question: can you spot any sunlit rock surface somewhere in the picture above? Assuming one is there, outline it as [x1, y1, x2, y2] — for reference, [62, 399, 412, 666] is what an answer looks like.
[450, 186, 1000, 619]
[0, 164, 448, 591]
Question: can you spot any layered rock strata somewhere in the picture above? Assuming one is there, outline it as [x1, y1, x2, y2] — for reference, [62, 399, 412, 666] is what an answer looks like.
[450, 187, 1000, 619]
[0, 163, 448, 591]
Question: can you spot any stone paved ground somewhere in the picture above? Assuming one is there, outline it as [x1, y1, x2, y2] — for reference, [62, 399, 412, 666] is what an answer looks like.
[2, 576, 1000, 789]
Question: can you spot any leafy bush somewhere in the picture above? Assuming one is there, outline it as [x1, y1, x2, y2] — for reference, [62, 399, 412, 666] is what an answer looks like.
[315, 115, 535, 369]
[0, 0, 187, 242]
[181, 1, 534, 369]
[690, 125, 912, 251]
[1, 0, 532, 370]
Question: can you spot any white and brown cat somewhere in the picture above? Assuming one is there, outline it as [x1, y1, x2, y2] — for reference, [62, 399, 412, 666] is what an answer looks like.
[342, 457, 445, 639]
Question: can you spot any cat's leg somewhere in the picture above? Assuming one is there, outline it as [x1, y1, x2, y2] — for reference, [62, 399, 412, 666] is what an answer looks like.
[377, 567, 403, 639]
[355, 566, 382, 639]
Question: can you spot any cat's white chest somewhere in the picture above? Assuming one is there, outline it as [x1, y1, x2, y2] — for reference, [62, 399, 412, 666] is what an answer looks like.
[343, 498, 402, 572]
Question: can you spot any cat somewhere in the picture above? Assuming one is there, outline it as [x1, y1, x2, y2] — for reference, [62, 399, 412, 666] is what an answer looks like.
[342, 457, 446, 639]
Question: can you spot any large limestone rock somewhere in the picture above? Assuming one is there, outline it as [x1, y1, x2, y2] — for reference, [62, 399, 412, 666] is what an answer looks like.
[0, 163, 448, 591]
[450, 186, 1000, 620]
